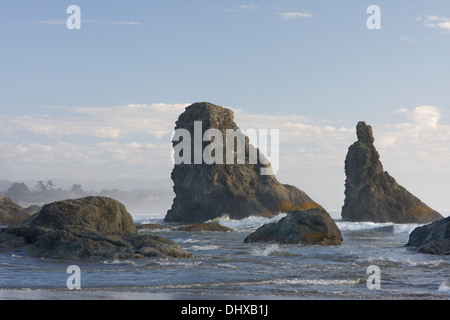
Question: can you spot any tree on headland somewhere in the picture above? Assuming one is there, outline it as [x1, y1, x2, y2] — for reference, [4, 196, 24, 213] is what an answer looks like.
[70, 183, 85, 196]
[35, 181, 48, 193]
[3, 182, 31, 202]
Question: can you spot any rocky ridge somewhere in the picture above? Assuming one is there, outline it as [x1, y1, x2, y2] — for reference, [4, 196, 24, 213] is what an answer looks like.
[0, 196, 192, 260]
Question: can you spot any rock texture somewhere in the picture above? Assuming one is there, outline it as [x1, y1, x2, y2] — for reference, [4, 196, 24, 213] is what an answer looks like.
[176, 222, 233, 232]
[0, 196, 192, 260]
[0, 197, 31, 225]
[406, 216, 450, 255]
[244, 208, 343, 245]
[341, 121, 443, 224]
[165, 102, 322, 223]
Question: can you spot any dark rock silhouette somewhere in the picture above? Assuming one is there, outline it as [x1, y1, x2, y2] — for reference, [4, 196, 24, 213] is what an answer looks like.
[0, 196, 192, 260]
[406, 216, 450, 255]
[244, 208, 343, 245]
[176, 222, 233, 232]
[165, 102, 322, 223]
[342, 121, 443, 224]
[0, 197, 31, 225]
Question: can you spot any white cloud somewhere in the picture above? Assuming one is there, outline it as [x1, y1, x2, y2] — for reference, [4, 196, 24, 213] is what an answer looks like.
[422, 15, 450, 32]
[35, 20, 141, 26]
[1, 103, 188, 140]
[36, 20, 65, 25]
[84, 20, 141, 25]
[222, 4, 259, 12]
[238, 4, 258, 10]
[280, 12, 313, 19]
[1, 103, 450, 211]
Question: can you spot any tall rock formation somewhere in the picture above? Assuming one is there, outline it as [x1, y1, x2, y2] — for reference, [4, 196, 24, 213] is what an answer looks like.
[342, 121, 443, 224]
[165, 102, 322, 223]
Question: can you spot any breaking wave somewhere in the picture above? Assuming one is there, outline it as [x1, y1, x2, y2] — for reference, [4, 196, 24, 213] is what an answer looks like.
[208, 214, 286, 231]
[336, 221, 420, 234]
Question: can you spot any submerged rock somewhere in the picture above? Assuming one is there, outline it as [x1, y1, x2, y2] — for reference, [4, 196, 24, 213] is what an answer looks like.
[0, 197, 31, 225]
[176, 222, 233, 232]
[0, 196, 192, 260]
[244, 208, 343, 245]
[165, 102, 322, 223]
[406, 216, 450, 255]
[137, 223, 175, 231]
[341, 121, 443, 224]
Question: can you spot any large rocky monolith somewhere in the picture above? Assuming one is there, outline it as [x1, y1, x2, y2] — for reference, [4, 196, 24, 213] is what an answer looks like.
[341, 121, 443, 224]
[165, 102, 323, 223]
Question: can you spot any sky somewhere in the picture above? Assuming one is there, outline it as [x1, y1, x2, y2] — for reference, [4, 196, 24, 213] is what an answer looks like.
[1, 1, 450, 214]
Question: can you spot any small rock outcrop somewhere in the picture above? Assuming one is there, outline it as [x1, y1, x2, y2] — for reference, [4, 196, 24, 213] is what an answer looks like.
[176, 222, 233, 232]
[244, 208, 343, 245]
[165, 102, 322, 223]
[0, 197, 31, 225]
[0, 196, 192, 260]
[406, 216, 450, 255]
[341, 121, 443, 224]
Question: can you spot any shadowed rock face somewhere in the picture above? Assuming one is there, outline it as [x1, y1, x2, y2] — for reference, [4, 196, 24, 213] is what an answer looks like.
[165, 102, 322, 223]
[0, 197, 31, 225]
[0, 197, 193, 260]
[244, 208, 343, 245]
[342, 121, 443, 224]
[407, 216, 450, 255]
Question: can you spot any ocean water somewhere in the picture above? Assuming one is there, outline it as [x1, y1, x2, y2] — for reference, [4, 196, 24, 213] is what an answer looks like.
[0, 213, 449, 300]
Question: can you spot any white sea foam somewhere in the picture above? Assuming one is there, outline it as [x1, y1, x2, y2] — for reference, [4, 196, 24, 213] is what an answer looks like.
[209, 214, 286, 231]
[103, 259, 136, 265]
[190, 245, 222, 251]
[234, 278, 361, 287]
[251, 244, 282, 256]
[336, 221, 420, 234]
[155, 260, 202, 268]
[438, 281, 450, 293]
[274, 278, 361, 286]
[404, 259, 448, 268]
[182, 238, 202, 243]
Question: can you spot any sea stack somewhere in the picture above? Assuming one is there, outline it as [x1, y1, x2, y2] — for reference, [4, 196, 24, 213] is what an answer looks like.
[341, 121, 443, 224]
[165, 102, 322, 223]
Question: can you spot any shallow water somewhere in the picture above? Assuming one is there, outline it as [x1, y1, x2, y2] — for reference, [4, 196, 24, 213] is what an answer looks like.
[0, 214, 449, 300]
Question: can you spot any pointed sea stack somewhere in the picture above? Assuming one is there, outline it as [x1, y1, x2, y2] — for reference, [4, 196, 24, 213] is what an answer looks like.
[165, 102, 322, 223]
[341, 121, 443, 224]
